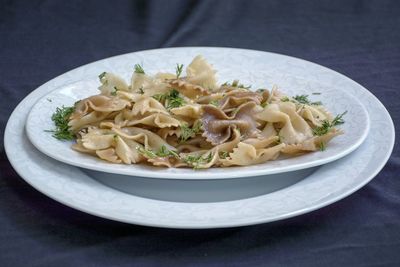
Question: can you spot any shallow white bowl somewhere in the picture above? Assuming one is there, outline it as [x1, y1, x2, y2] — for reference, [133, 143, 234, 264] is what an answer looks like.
[25, 48, 369, 179]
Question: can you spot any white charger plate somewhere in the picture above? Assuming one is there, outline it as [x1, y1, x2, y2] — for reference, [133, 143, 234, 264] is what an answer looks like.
[5, 47, 394, 228]
[25, 50, 369, 179]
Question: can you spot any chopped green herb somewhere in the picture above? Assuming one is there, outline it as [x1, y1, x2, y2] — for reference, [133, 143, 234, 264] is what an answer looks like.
[175, 63, 184, 78]
[183, 153, 213, 169]
[98, 72, 107, 80]
[209, 100, 219, 106]
[261, 102, 268, 108]
[292, 94, 322, 105]
[137, 146, 157, 158]
[256, 89, 267, 93]
[137, 145, 179, 159]
[281, 96, 290, 102]
[47, 106, 75, 140]
[137, 86, 144, 94]
[111, 86, 119, 96]
[312, 92, 321, 95]
[331, 111, 347, 126]
[312, 111, 347, 136]
[156, 145, 179, 158]
[179, 121, 202, 143]
[219, 151, 229, 159]
[277, 134, 284, 144]
[152, 93, 165, 102]
[134, 64, 145, 74]
[166, 89, 185, 109]
[319, 142, 326, 151]
[222, 80, 251, 89]
[152, 89, 185, 109]
[46, 98, 52, 102]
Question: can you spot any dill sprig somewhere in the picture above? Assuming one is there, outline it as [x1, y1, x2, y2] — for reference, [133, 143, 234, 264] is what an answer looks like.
[183, 153, 213, 169]
[176, 63, 184, 78]
[312, 111, 347, 136]
[134, 64, 145, 74]
[98, 72, 107, 80]
[111, 86, 119, 96]
[166, 89, 185, 109]
[47, 106, 75, 140]
[152, 89, 185, 110]
[137, 86, 144, 94]
[292, 94, 322, 105]
[319, 142, 326, 151]
[222, 80, 251, 89]
[219, 151, 229, 159]
[137, 145, 179, 159]
[179, 121, 202, 143]
[209, 100, 219, 106]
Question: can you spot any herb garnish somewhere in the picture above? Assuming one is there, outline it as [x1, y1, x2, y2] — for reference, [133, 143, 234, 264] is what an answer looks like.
[152, 89, 185, 110]
[134, 64, 145, 74]
[292, 94, 322, 105]
[222, 80, 251, 89]
[111, 86, 119, 96]
[209, 100, 219, 106]
[176, 63, 184, 78]
[219, 151, 229, 159]
[281, 96, 290, 102]
[137, 145, 179, 159]
[179, 121, 202, 143]
[319, 142, 326, 151]
[98, 72, 107, 80]
[137, 86, 144, 94]
[183, 153, 213, 169]
[46, 106, 75, 140]
[312, 111, 347, 136]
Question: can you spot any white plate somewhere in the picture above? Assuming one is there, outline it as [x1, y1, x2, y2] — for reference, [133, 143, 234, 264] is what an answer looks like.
[5, 47, 394, 228]
[25, 50, 369, 179]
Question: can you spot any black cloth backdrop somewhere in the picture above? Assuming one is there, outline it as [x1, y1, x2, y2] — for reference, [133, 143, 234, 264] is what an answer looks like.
[1, 0, 399, 266]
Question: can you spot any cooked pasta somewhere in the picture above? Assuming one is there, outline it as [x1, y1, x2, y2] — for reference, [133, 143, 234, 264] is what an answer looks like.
[50, 55, 345, 169]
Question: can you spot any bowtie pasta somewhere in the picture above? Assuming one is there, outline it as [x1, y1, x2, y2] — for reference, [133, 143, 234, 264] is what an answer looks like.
[49, 56, 346, 169]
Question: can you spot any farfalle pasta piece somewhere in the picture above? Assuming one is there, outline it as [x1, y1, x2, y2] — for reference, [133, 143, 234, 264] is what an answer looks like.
[256, 102, 313, 144]
[281, 129, 342, 154]
[299, 105, 333, 127]
[99, 72, 129, 95]
[69, 111, 111, 132]
[168, 78, 210, 99]
[219, 90, 263, 110]
[202, 102, 259, 145]
[131, 72, 170, 96]
[111, 126, 176, 152]
[126, 113, 181, 128]
[220, 142, 285, 166]
[113, 136, 144, 164]
[96, 148, 121, 163]
[71, 95, 130, 120]
[170, 103, 202, 119]
[243, 136, 280, 149]
[130, 96, 169, 116]
[186, 55, 218, 90]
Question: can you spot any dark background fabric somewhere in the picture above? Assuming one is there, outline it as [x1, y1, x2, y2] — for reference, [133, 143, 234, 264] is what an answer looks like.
[1, 0, 399, 266]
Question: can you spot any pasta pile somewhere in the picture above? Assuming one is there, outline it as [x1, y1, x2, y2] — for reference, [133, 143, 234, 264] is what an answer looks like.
[61, 56, 344, 169]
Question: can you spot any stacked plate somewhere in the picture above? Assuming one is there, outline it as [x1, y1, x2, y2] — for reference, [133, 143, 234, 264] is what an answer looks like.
[4, 47, 395, 229]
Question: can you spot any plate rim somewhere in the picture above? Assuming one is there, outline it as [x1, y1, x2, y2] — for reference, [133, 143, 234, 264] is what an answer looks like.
[24, 47, 370, 179]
